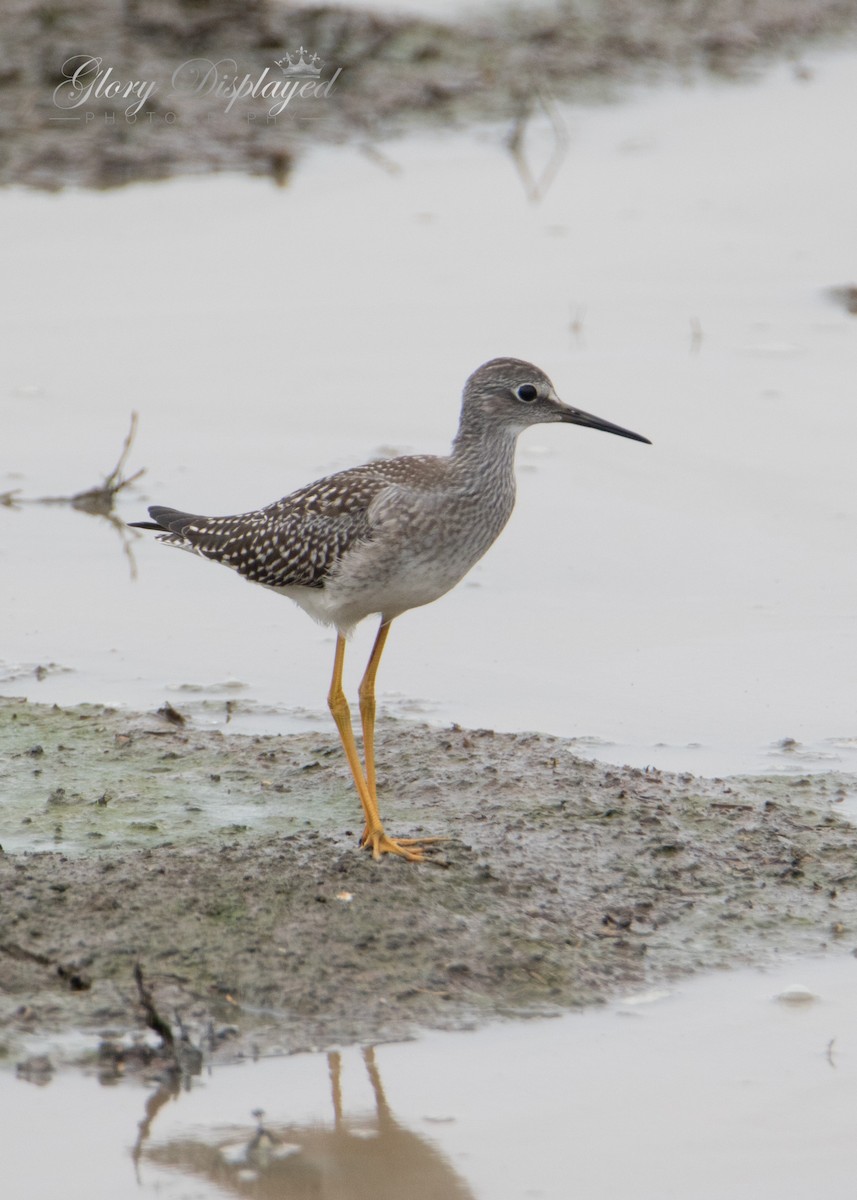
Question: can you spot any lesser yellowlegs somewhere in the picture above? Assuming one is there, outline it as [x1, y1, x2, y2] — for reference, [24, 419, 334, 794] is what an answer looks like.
[130, 358, 650, 861]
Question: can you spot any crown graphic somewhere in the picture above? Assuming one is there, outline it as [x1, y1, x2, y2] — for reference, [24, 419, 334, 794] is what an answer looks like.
[275, 47, 324, 77]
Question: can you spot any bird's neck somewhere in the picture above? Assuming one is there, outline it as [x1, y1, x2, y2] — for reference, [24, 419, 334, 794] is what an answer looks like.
[449, 418, 520, 493]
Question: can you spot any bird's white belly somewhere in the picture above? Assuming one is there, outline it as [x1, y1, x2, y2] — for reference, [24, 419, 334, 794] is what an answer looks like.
[267, 545, 473, 634]
[261, 479, 513, 634]
[350, 555, 462, 614]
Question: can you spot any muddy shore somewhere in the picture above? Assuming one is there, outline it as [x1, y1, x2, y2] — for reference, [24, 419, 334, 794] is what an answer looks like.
[2, 697, 856, 1072]
[4, 0, 857, 190]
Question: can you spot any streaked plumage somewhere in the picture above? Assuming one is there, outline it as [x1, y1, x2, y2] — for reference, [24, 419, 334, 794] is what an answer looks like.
[131, 358, 650, 861]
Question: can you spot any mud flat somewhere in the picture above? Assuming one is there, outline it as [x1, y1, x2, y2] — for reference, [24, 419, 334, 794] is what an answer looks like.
[3, 0, 857, 190]
[1, 697, 856, 1069]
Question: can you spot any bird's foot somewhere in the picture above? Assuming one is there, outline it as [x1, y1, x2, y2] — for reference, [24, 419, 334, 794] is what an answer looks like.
[360, 827, 446, 863]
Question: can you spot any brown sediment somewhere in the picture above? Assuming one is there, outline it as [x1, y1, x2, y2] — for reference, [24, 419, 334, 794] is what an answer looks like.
[1, 697, 855, 1068]
[3, 0, 856, 191]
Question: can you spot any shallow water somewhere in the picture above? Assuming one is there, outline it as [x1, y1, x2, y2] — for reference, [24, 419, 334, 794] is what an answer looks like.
[3, 51, 857, 777]
[4, 47, 857, 1196]
[4, 954, 857, 1200]
[3, 50, 857, 777]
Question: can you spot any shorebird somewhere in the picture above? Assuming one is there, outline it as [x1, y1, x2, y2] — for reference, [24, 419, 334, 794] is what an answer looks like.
[130, 358, 650, 861]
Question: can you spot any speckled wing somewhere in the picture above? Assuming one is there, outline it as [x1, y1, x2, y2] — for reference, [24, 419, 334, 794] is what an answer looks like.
[142, 457, 439, 590]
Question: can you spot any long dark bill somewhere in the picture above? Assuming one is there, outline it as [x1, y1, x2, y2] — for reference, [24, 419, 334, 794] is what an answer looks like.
[561, 405, 651, 445]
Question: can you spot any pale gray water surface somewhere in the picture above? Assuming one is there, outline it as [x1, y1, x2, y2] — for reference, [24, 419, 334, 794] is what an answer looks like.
[4, 955, 857, 1200]
[3, 52, 857, 776]
[3, 45, 857, 1200]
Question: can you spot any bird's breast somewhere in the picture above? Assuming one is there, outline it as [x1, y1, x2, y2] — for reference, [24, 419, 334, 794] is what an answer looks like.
[326, 480, 516, 622]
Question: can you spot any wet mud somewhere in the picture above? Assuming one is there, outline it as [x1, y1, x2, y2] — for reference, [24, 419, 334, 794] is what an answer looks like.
[2, 697, 856, 1071]
[3, 0, 856, 190]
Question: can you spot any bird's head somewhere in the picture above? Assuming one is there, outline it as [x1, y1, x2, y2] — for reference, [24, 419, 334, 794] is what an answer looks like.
[461, 357, 651, 445]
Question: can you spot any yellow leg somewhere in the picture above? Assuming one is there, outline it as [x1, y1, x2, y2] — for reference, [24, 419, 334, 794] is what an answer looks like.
[328, 631, 428, 862]
[328, 633, 382, 835]
[328, 1051, 343, 1128]
[356, 621, 446, 861]
[358, 619, 392, 801]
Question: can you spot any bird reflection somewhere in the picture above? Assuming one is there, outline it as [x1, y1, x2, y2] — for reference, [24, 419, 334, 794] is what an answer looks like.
[143, 1046, 475, 1199]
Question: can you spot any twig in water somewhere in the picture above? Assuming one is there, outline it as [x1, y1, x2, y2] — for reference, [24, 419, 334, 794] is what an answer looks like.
[7, 412, 147, 577]
[134, 961, 175, 1050]
[826, 1037, 837, 1068]
[69, 410, 145, 515]
[18, 411, 145, 515]
[506, 88, 569, 203]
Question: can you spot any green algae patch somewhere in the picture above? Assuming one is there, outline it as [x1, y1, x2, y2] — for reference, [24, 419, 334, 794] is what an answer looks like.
[0, 696, 363, 855]
[2, 698, 857, 1067]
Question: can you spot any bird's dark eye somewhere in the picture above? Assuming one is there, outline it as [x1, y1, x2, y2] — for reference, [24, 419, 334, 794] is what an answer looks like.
[516, 384, 538, 403]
